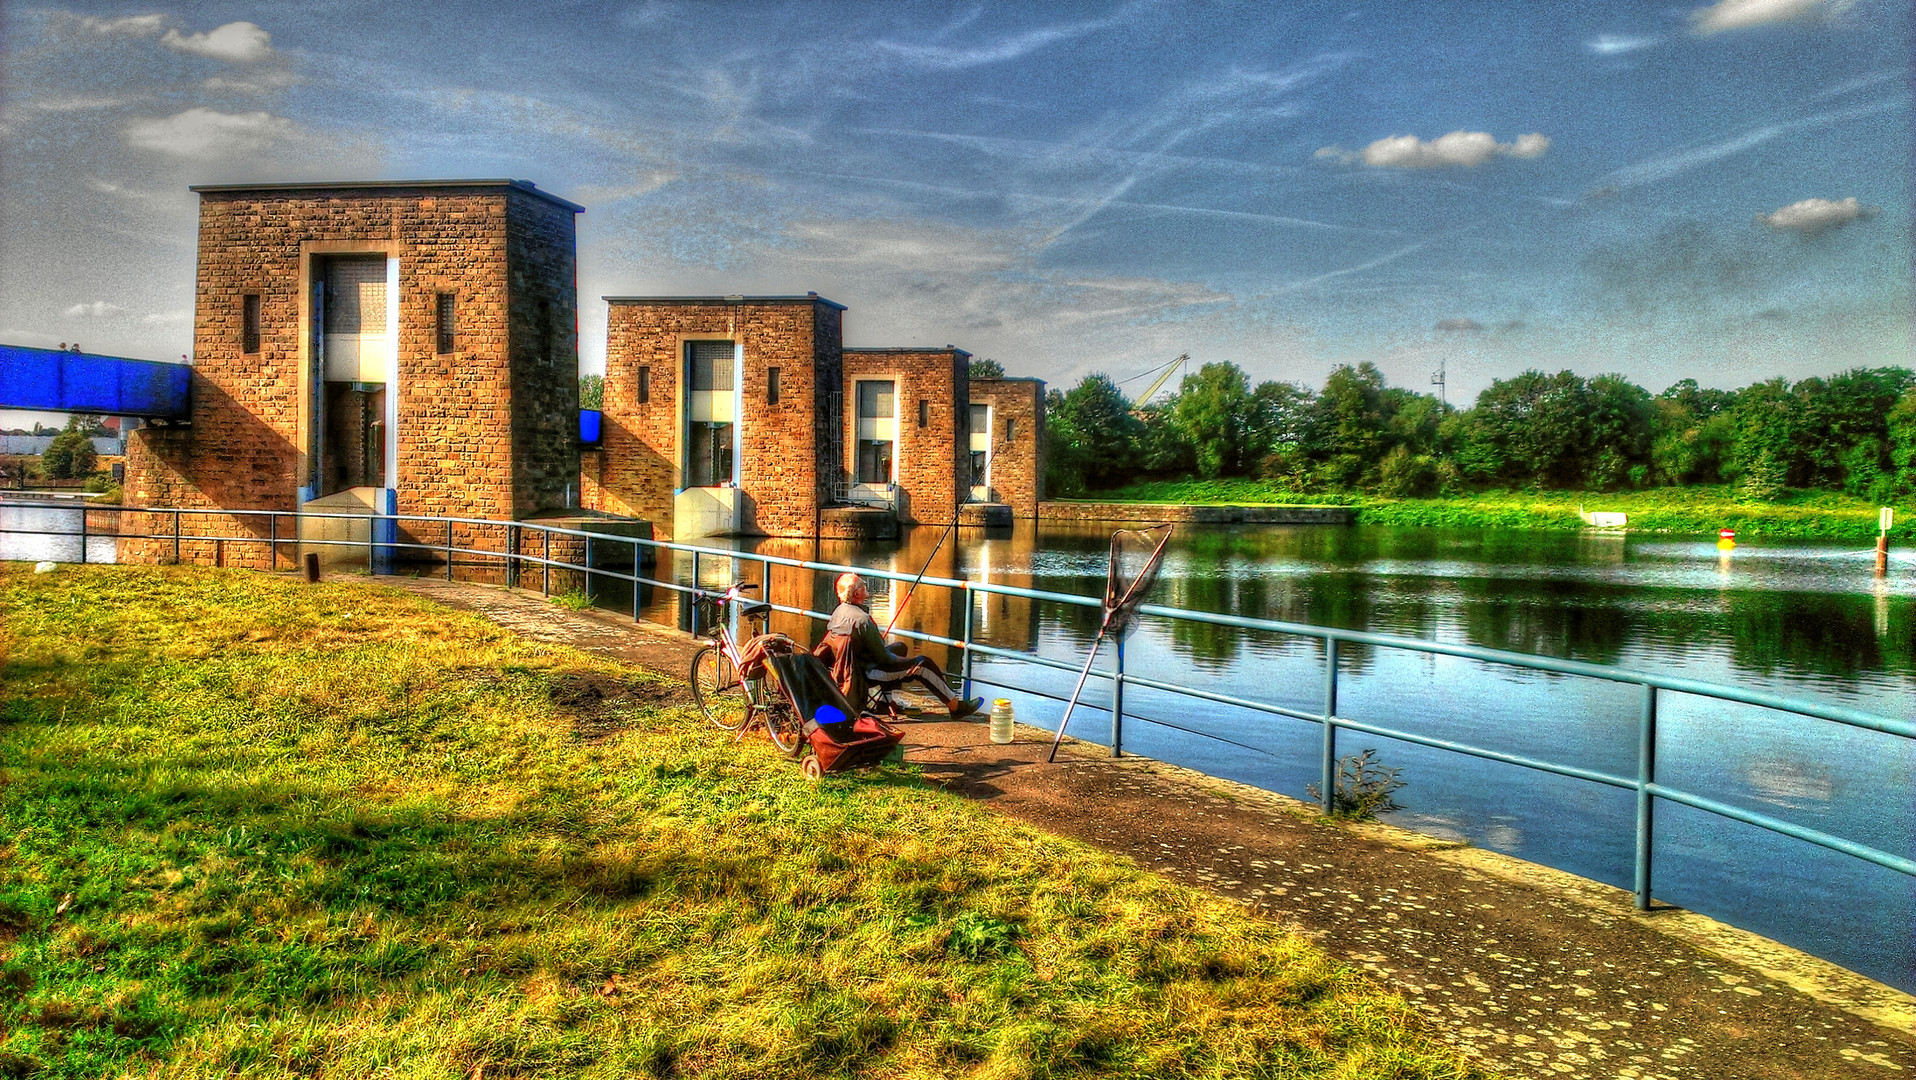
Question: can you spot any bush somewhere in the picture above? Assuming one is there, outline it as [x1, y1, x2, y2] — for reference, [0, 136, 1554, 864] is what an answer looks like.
[42, 429, 96, 479]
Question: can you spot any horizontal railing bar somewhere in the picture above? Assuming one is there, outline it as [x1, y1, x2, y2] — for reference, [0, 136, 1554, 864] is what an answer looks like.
[6, 502, 1909, 884]
[1644, 783, 1916, 877]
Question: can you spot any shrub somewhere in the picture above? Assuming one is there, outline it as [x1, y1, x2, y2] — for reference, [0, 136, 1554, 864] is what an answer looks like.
[1306, 749, 1406, 820]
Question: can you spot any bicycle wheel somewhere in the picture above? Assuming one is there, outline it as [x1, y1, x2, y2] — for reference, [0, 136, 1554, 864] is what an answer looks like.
[762, 699, 804, 756]
[690, 645, 750, 732]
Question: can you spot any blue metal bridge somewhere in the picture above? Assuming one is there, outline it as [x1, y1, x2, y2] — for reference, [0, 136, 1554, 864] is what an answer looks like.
[0, 343, 191, 420]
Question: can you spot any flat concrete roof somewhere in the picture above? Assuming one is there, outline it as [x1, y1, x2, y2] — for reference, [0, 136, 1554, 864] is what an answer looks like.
[189, 178, 585, 213]
[844, 346, 973, 358]
[603, 294, 849, 312]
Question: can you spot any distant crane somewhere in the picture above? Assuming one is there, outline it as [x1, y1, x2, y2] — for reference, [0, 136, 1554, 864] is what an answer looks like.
[1123, 353, 1189, 408]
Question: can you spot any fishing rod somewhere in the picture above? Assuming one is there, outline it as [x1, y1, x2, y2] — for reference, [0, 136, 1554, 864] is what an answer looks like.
[884, 516, 961, 637]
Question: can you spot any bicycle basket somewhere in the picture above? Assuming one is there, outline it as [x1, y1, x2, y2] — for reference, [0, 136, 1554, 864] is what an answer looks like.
[693, 594, 726, 636]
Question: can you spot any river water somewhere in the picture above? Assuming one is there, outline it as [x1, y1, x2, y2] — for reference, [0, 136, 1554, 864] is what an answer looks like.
[5, 504, 1911, 990]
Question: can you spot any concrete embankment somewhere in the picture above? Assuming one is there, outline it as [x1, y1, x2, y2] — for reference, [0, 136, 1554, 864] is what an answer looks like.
[379, 575, 1916, 1080]
[1039, 500, 1355, 525]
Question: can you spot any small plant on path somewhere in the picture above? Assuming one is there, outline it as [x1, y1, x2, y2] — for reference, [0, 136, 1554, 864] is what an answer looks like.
[1309, 748, 1408, 820]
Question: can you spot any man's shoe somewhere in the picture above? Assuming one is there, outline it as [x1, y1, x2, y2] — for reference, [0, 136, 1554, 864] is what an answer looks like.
[948, 697, 984, 720]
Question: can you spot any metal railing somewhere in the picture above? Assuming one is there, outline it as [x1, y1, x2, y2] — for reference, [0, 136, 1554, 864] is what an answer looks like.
[5, 500, 1912, 921]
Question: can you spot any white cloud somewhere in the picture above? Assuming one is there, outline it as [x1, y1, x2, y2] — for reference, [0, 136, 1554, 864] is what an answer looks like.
[1435, 317, 1484, 332]
[875, 12, 1127, 70]
[76, 13, 167, 36]
[1691, 0, 1854, 34]
[65, 302, 127, 318]
[1316, 131, 1551, 169]
[124, 107, 299, 158]
[161, 21, 275, 64]
[1587, 34, 1662, 54]
[1755, 196, 1879, 234]
[203, 70, 303, 93]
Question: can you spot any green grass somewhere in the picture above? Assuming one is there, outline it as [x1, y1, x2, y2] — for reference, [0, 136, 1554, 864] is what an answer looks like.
[0, 565, 1489, 1079]
[1079, 479, 1906, 540]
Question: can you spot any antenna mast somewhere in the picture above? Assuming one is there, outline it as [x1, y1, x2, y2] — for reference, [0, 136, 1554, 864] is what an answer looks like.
[1431, 357, 1447, 411]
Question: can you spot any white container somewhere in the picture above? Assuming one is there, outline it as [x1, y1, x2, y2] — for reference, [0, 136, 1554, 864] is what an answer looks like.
[989, 699, 1015, 744]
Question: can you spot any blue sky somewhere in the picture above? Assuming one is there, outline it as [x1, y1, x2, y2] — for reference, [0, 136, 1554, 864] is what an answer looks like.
[1, 0, 1907, 415]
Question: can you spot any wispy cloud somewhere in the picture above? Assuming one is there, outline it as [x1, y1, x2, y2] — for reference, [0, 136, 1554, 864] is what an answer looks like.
[1435, 317, 1484, 332]
[1691, 0, 1855, 34]
[1755, 196, 1878, 234]
[1317, 131, 1550, 169]
[1586, 34, 1662, 55]
[124, 107, 301, 158]
[65, 301, 127, 318]
[73, 13, 167, 37]
[161, 21, 275, 64]
[1595, 98, 1897, 190]
[1268, 242, 1431, 296]
[874, 9, 1131, 70]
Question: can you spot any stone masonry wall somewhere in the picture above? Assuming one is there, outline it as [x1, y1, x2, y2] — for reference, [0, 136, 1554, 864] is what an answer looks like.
[593, 297, 843, 539]
[969, 377, 1045, 518]
[841, 348, 968, 525]
[506, 193, 581, 517]
[123, 182, 579, 565]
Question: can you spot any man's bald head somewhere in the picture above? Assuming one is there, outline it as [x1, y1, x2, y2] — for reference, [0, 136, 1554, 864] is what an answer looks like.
[836, 572, 867, 604]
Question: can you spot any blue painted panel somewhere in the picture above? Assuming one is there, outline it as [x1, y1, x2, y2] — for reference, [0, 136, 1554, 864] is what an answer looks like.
[0, 344, 191, 418]
[579, 408, 602, 444]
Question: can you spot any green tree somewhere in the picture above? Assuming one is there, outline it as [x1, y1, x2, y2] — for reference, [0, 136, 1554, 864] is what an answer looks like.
[1170, 361, 1253, 478]
[1044, 375, 1141, 493]
[1887, 388, 1916, 498]
[1457, 370, 1591, 488]
[579, 374, 605, 409]
[968, 358, 1006, 379]
[1726, 378, 1801, 496]
[1584, 375, 1655, 489]
[43, 426, 97, 479]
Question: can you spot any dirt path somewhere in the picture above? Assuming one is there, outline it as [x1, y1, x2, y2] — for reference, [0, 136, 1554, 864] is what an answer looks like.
[380, 575, 1916, 1079]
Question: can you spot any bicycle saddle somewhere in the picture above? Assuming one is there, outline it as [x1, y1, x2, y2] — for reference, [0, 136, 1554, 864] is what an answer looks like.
[739, 599, 772, 620]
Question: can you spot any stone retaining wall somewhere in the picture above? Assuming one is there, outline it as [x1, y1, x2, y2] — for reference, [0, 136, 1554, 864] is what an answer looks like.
[1039, 501, 1356, 525]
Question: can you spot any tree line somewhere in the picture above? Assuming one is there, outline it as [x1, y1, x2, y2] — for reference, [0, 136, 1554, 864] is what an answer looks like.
[1044, 361, 1916, 502]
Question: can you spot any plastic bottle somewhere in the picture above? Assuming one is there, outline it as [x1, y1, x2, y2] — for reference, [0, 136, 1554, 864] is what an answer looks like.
[989, 699, 1015, 744]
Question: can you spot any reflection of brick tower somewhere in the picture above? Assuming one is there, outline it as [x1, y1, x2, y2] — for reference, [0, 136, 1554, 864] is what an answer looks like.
[123, 179, 582, 568]
[970, 520, 1041, 653]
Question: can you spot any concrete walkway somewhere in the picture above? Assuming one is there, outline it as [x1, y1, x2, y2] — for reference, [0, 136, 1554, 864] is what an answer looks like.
[380, 575, 1916, 1080]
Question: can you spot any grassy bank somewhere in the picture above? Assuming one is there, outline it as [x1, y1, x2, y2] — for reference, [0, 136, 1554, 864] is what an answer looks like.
[1082, 479, 1905, 540]
[0, 565, 1486, 1079]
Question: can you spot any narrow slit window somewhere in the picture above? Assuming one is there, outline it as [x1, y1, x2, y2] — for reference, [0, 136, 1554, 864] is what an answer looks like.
[435, 293, 456, 354]
[241, 294, 261, 354]
[918, 399, 929, 427]
[1004, 417, 1016, 443]
[638, 366, 651, 404]
[767, 366, 781, 405]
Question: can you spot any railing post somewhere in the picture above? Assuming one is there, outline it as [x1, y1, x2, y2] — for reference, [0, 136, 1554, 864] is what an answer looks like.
[585, 534, 594, 598]
[446, 520, 455, 582]
[639, 540, 655, 624]
[78, 503, 89, 564]
[172, 510, 181, 565]
[542, 530, 550, 596]
[1635, 684, 1658, 911]
[1110, 634, 1125, 759]
[960, 582, 974, 700]
[366, 513, 375, 575]
[690, 550, 701, 635]
[507, 525, 519, 589]
[269, 512, 278, 571]
[1320, 636, 1339, 815]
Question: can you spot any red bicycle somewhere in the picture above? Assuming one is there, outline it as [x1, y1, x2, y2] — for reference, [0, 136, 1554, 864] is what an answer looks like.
[687, 582, 804, 753]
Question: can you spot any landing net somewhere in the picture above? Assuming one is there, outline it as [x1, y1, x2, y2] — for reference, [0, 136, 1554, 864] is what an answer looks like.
[1103, 524, 1173, 638]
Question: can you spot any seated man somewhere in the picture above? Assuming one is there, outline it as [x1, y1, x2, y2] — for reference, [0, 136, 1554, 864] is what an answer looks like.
[818, 572, 983, 719]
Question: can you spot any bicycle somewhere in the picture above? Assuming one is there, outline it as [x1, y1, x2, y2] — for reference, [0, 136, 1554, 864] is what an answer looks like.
[687, 582, 805, 754]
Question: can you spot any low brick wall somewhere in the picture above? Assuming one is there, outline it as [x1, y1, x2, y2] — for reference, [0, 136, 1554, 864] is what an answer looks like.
[819, 506, 898, 540]
[1039, 501, 1356, 525]
[957, 502, 1012, 528]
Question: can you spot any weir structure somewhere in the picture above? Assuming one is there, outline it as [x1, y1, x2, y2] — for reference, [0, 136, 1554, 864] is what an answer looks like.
[5, 500, 1911, 993]
[17, 177, 1045, 551]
